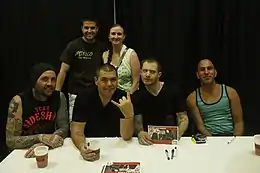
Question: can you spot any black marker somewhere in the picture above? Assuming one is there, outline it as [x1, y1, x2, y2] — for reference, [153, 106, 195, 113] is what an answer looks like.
[165, 149, 170, 160]
[171, 149, 175, 159]
[227, 136, 236, 144]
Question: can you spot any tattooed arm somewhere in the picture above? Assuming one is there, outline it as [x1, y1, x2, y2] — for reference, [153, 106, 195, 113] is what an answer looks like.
[134, 114, 153, 145]
[176, 111, 189, 138]
[70, 122, 86, 150]
[6, 96, 40, 149]
[134, 114, 144, 135]
[53, 92, 69, 138]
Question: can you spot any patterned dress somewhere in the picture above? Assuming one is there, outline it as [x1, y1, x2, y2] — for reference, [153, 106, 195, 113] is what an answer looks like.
[102, 45, 134, 92]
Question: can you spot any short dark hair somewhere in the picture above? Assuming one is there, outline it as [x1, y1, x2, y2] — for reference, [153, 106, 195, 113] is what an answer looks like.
[141, 58, 162, 72]
[81, 18, 98, 27]
[96, 63, 118, 78]
[197, 59, 215, 71]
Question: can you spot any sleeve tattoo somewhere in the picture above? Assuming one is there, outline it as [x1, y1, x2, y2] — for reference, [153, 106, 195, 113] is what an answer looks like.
[75, 130, 85, 137]
[6, 97, 39, 149]
[53, 92, 69, 138]
[176, 111, 188, 125]
[176, 111, 189, 136]
[134, 115, 144, 134]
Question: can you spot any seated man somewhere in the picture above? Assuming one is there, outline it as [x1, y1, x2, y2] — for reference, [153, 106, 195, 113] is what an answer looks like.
[186, 59, 244, 136]
[70, 63, 134, 162]
[6, 63, 69, 158]
[133, 59, 189, 145]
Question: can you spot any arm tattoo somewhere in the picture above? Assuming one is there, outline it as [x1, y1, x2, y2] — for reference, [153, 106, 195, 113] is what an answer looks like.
[176, 111, 189, 137]
[7, 135, 40, 149]
[53, 128, 67, 139]
[54, 92, 69, 138]
[8, 98, 19, 118]
[75, 130, 85, 137]
[176, 112, 188, 125]
[134, 115, 144, 134]
[6, 97, 39, 149]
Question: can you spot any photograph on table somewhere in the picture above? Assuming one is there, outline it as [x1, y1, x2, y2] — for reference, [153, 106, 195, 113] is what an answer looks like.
[102, 162, 141, 173]
[148, 125, 179, 144]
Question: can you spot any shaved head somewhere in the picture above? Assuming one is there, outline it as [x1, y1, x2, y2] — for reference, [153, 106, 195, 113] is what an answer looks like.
[196, 59, 217, 85]
[197, 59, 215, 71]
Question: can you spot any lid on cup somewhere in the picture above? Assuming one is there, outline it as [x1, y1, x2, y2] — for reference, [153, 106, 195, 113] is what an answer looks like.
[34, 146, 49, 156]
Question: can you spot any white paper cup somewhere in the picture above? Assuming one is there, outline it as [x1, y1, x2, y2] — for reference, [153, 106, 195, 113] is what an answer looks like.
[254, 135, 260, 156]
[34, 146, 49, 168]
[87, 143, 100, 154]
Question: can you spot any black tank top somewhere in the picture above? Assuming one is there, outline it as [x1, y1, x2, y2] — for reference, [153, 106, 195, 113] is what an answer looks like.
[19, 90, 60, 135]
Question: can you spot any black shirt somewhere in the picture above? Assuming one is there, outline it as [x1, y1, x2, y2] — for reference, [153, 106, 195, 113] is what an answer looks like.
[72, 86, 126, 137]
[19, 90, 60, 135]
[60, 38, 107, 94]
[132, 83, 186, 131]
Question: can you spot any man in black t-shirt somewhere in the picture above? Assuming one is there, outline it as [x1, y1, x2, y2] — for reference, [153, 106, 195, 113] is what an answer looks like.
[56, 18, 107, 121]
[70, 64, 134, 162]
[5, 63, 69, 158]
[132, 59, 189, 145]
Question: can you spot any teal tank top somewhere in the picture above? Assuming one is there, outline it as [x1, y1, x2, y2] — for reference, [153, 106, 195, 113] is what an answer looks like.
[196, 84, 233, 135]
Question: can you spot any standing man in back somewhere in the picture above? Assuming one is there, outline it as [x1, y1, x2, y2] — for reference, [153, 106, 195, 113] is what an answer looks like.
[56, 18, 107, 121]
[187, 59, 244, 136]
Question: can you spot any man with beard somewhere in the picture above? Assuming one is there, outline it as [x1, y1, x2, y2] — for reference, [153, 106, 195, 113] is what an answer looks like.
[187, 59, 244, 136]
[5, 63, 69, 158]
[56, 18, 107, 122]
[133, 59, 188, 145]
[70, 64, 133, 162]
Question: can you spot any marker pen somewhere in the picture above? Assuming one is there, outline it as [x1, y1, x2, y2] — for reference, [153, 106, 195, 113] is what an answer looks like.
[165, 149, 170, 160]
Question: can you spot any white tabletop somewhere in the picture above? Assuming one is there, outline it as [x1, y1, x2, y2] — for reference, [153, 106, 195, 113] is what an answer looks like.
[0, 136, 259, 173]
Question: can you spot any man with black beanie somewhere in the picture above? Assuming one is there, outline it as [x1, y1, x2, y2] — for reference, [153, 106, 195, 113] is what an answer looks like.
[5, 63, 69, 158]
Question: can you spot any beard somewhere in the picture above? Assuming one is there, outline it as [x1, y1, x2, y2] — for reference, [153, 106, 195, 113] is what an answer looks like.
[83, 33, 95, 41]
[33, 87, 53, 101]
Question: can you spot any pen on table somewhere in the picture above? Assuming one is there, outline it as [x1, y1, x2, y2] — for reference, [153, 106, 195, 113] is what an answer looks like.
[171, 146, 177, 159]
[171, 149, 175, 159]
[174, 146, 177, 157]
[165, 149, 170, 160]
[100, 165, 105, 173]
[227, 136, 236, 144]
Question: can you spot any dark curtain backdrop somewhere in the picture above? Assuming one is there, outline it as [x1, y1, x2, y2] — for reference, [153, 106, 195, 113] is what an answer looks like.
[1, 0, 114, 160]
[116, 0, 260, 135]
[1, 0, 259, 161]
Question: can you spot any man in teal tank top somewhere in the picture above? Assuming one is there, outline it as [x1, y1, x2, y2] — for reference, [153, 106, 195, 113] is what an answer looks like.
[187, 59, 244, 136]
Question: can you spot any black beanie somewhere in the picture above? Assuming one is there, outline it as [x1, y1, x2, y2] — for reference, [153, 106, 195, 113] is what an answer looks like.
[30, 63, 56, 89]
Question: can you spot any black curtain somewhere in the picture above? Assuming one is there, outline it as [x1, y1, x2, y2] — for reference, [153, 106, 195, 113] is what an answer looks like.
[116, 0, 260, 134]
[2, 0, 114, 95]
[1, 0, 114, 160]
